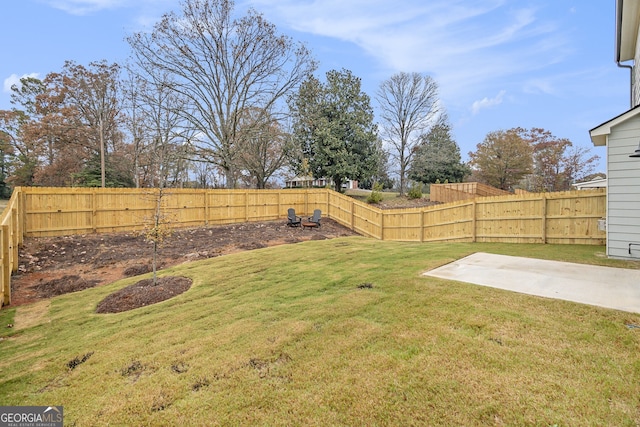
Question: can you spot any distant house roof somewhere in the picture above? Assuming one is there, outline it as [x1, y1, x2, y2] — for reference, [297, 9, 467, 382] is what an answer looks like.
[572, 178, 607, 189]
[286, 176, 314, 183]
[589, 104, 640, 146]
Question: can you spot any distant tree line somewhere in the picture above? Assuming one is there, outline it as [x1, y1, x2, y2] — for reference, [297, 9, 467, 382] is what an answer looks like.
[0, 0, 599, 197]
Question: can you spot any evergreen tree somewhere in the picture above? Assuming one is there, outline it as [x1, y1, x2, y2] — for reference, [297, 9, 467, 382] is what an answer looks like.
[409, 119, 469, 184]
[359, 138, 393, 190]
[289, 69, 378, 192]
[72, 154, 134, 188]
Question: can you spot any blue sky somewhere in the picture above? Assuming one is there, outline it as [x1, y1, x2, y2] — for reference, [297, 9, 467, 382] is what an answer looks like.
[0, 0, 629, 173]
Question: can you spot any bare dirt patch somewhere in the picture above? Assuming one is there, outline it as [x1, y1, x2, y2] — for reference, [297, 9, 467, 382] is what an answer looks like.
[11, 219, 359, 309]
[375, 196, 440, 210]
[13, 300, 51, 330]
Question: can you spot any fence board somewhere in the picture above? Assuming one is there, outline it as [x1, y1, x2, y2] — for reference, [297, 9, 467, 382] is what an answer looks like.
[422, 201, 475, 242]
[382, 209, 423, 241]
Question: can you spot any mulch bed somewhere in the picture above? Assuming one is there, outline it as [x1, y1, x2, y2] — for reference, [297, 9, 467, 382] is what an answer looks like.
[95, 276, 192, 314]
[10, 218, 360, 312]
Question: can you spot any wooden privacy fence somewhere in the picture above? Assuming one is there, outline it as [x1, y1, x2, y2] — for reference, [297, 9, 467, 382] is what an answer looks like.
[430, 182, 511, 203]
[0, 186, 605, 306]
[326, 189, 605, 244]
[0, 189, 24, 307]
[18, 187, 328, 237]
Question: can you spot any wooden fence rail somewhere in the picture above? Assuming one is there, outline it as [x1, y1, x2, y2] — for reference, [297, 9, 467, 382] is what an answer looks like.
[0, 187, 606, 307]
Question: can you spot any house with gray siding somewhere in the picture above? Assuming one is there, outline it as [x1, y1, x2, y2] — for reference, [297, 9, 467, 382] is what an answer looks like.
[589, 0, 640, 259]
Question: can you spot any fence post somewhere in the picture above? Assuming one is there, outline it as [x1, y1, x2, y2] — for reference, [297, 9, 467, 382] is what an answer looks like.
[325, 189, 330, 218]
[0, 226, 4, 307]
[91, 189, 97, 233]
[204, 190, 210, 226]
[351, 200, 355, 231]
[420, 210, 424, 242]
[245, 191, 249, 221]
[472, 200, 477, 242]
[1, 225, 9, 306]
[541, 194, 547, 244]
[380, 210, 385, 240]
[11, 208, 18, 272]
[20, 188, 27, 240]
[277, 191, 281, 218]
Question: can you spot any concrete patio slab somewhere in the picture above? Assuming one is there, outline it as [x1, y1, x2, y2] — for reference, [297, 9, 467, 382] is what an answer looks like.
[423, 252, 640, 313]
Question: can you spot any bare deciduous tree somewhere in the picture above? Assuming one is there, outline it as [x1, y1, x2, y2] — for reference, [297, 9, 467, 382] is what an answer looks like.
[127, 0, 316, 188]
[376, 72, 439, 195]
[59, 60, 122, 187]
[120, 70, 146, 188]
[141, 187, 174, 285]
[122, 66, 197, 189]
[562, 145, 600, 187]
[236, 107, 291, 188]
[143, 78, 193, 188]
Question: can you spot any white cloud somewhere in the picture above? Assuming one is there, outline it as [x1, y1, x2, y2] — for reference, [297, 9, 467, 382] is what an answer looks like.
[523, 78, 555, 95]
[471, 90, 506, 115]
[523, 68, 618, 98]
[246, 0, 569, 106]
[43, 0, 127, 15]
[42, 0, 176, 16]
[3, 73, 40, 94]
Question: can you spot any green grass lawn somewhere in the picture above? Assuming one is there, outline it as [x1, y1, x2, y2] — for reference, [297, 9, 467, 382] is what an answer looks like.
[1, 238, 639, 426]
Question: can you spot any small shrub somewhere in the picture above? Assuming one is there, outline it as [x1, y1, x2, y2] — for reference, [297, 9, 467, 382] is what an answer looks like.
[366, 182, 384, 204]
[407, 182, 423, 199]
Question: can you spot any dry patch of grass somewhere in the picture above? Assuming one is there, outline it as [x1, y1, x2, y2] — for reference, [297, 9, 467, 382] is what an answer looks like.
[1, 239, 639, 426]
[13, 300, 50, 330]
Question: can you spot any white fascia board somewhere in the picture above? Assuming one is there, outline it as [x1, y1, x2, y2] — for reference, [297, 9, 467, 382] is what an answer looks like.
[619, 0, 640, 62]
[590, 106, 640, 146]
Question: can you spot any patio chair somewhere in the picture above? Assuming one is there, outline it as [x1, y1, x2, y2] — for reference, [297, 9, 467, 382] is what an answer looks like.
[307, 209, 322, 227]
[287, 208, 302, 227]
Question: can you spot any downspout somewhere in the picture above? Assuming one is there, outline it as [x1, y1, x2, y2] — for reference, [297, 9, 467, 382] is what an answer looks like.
[616, 0, 634, 108]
